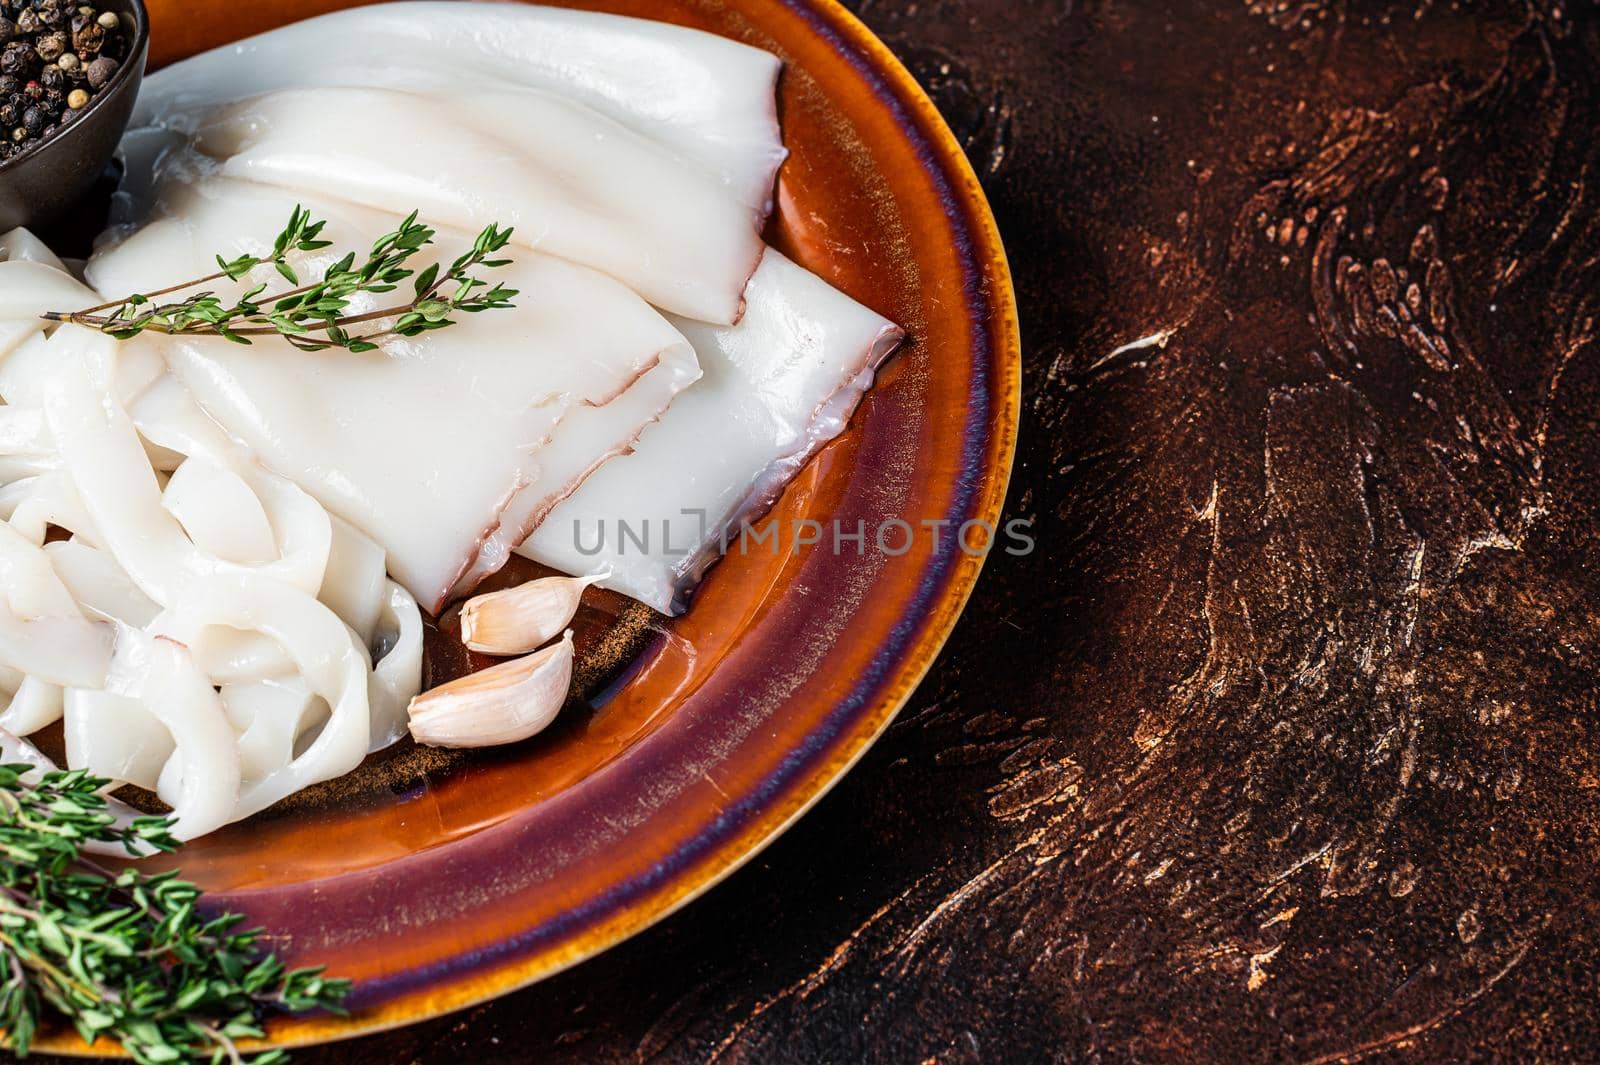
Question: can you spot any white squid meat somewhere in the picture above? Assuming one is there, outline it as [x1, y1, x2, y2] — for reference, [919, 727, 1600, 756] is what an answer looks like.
[29, 322, 421, 825]
[129, 1, 787, 213]
[522, 248, 903, 613]
[170, 84, 765, 325]
[90, 180, 700, 611]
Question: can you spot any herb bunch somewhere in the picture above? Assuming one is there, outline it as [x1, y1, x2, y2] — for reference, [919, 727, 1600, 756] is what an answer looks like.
[0, 763, 348, 1064]
[45, 206, 519, 353]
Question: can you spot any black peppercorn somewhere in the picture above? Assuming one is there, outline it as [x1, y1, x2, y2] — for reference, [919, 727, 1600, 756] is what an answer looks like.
[37, 61, 60, 88]
[20, 104, 43, 133]
[14, 9, 37, 34]
[0, 18, 13, 46]
[0, 99, 17, 126]
[36, 0, 65, 28]
[0, 40, 34, 77]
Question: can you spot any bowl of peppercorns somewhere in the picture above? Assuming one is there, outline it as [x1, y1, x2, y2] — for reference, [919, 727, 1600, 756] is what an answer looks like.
[0, 0, 146, 231]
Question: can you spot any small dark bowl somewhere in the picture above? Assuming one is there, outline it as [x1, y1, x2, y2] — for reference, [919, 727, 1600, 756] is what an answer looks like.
[0, 0, 148, 233]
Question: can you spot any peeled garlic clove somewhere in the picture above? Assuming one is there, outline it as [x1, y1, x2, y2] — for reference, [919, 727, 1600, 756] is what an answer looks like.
[408, 630, 574, 748]
[459, 572, 605, 655]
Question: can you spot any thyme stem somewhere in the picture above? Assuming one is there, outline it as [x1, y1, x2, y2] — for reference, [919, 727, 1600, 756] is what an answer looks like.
[45, 206, 518, 355]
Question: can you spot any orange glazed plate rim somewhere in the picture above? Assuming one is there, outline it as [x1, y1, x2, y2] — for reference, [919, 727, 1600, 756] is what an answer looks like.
[37, 0, 1021, 1052]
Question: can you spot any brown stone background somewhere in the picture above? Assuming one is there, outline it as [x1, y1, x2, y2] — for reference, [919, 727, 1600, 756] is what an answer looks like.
[315, 0, 1600, 1060]
[52, 0, 1600, 1060]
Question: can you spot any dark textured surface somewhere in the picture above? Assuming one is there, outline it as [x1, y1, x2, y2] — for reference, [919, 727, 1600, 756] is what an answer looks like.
[73, 0, 1600, 1060]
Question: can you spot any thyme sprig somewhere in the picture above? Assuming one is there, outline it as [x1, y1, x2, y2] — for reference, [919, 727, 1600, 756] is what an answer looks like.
[44, 207, 518, 354]
[0, 763, 348, 1064]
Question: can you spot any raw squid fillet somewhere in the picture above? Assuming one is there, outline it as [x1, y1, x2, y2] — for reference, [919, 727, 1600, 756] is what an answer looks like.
[522, 248, 904, 613]
[165, 83, 765, 325]
[88, 180, 700, 612]
[130, 1, 787, 213]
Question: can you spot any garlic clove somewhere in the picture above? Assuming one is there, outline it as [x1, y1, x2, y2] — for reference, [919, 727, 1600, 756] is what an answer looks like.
[408, 630, 574, 748]
[458, 571, 606, 655]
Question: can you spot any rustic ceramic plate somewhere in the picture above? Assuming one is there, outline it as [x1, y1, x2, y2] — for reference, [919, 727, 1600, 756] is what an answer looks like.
[43, 0, 1019, 1051]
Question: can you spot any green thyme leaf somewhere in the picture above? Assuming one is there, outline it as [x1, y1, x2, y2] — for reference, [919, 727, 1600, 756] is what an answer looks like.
[0, 766, 348, 1063]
